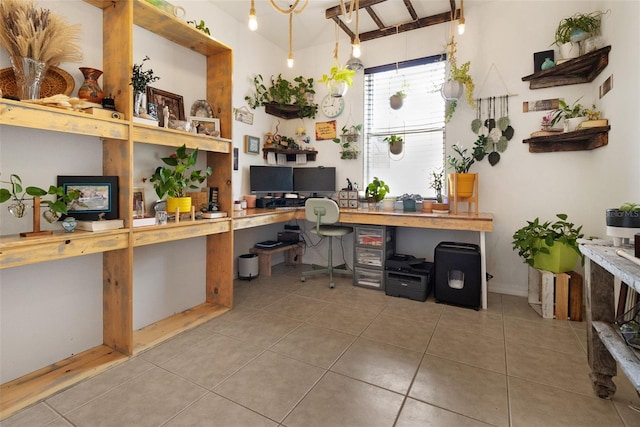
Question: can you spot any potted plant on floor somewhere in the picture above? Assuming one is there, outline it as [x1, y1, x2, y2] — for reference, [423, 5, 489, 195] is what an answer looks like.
[365, 177, 389, 210]
[512, 213, 584, 273]
[150, 144, 212, 215]
[446, 144, 476, 199]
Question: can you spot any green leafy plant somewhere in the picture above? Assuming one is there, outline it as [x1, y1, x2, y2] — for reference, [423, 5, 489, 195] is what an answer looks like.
[554, 11, 606, 45]
[443, 37, 475, 122]
[429, 169, 444, 203]
[512, 213, 584, 268]
[549, 98, 587, 127]
[383, 134, 403, 146]
[245, 74, 318, 119]
[447, 144, 475, 173]
[187, 19, 210, 35]
[320, 63, 355, 97]
[620, 202, 640, 212]
[0, 173, 80, 216]
[130, 56, 160, 93]
[332, 124, 362, 159]
[149, 144, 212, 199]
[365, 177, 389, 202]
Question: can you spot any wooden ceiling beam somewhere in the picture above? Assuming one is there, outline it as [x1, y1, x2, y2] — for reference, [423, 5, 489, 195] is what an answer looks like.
[403, 0, 418, 21]
[358, 10, 456, 42]
[325, 0, 388, 19]
[331, 16, 355, 39]
[366, 6, 385, 29]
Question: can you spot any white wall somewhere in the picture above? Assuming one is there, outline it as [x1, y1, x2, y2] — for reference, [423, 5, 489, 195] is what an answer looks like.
[1, 0, 638, 382]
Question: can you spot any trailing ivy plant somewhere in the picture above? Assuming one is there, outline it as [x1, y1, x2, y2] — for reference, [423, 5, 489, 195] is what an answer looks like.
[245, 74, 318, 119]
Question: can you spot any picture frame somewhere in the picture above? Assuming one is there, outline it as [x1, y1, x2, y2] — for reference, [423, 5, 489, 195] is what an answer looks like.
[57, 175, 119, 220]
[133, 187, 145, 218]
[147, 87, 185, 121]
[189, 116, 220, 136]
[244, 135, 260, 154]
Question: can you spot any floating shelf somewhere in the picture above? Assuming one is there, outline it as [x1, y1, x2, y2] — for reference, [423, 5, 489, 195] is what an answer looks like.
[522, 46, 611, 89]
[264, 102, 303, 120]
[522, 126, 610, 152]
[262, 147, 317, 162]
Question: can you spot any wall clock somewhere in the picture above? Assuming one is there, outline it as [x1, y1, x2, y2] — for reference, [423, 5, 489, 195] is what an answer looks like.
[321, 95, 345, 118]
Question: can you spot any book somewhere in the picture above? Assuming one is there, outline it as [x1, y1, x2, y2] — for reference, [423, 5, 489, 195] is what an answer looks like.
[255, 240, 283, 248]
[577, 119, 608, 129]
[132, 216, 157, 227]
[201, 211, 227, 219]
[76, 219, 124, 231]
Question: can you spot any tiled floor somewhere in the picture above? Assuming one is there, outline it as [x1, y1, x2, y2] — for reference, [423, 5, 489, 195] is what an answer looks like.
[5, 264, 640, 426]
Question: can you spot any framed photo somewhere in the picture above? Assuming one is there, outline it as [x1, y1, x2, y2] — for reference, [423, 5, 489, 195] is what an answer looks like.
[244, 135, 260, 154]
[233, 147, 239, 171]
[133, 187, 145, 218]
[189, 116, 220, 136]
[147, 87, 185, 121]
[57, 176, 119, 220]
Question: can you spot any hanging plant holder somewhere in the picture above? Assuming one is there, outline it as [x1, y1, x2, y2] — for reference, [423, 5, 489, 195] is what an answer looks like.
[441, 79, 464, 101]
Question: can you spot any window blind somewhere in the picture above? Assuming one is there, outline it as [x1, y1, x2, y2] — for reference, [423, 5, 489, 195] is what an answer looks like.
[363, 55, 446, 197]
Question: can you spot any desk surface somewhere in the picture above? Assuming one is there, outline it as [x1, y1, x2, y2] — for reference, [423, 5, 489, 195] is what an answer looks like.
[233, 208, 493, 232]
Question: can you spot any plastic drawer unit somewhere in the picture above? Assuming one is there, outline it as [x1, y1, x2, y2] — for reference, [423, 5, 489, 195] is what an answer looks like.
[434, 242, 481, 310]
[353, 225, 395, 290]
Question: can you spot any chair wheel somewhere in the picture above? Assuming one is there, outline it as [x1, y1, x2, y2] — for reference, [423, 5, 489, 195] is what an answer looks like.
[301, 276, 306, 282]
[329, 282, 335, 288]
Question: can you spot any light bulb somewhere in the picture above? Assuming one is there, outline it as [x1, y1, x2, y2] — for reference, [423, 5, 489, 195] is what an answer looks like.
[352, 40, 361, 58]
[287, 54, 294, 68]
[248, 13, 258, 31]
[458, 18, 465, 35]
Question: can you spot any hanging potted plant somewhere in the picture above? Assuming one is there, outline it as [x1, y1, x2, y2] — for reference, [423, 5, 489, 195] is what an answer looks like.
[441, 37, 475, 122]
[446, 143, 476, 199]
[320, 63, 355, 98]
[384, 134, 404, 155]
[332, 124, 361, 159]
[130, 56, 160, 117]
[389, 82, 408, 110]
[149, 144, 212, 215]
[512, 213, 584, 273]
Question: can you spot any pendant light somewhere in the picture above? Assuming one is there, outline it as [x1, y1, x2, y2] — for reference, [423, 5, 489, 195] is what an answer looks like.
[248, 0, 257, 31]
[351, 0, 361, 58]
[457, 0, 465, 35]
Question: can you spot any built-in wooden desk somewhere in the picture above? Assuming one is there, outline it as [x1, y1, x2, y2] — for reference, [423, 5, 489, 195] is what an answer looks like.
[233, 208, 493, 309]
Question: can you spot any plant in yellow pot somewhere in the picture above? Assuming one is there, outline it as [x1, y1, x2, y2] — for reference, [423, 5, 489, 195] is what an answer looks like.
[446, 143, 476, 198]
[150, 144, 212, 215]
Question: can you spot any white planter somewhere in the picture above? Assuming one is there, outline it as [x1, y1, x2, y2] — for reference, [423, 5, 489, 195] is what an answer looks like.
[559, 42, 579, 60]
[564, 117, 587, 132]
[441, 80, 463, 101]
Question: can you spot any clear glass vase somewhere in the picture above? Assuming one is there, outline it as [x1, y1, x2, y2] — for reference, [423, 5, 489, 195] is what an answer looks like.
[10, 56, 48, 100]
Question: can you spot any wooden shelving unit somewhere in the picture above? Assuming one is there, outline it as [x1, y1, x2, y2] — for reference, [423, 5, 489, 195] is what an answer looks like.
[0, 0, 233, 419]
[522, 45, 611, 89]
[522, 126, 610, 153]
[263, 147, 318, 162]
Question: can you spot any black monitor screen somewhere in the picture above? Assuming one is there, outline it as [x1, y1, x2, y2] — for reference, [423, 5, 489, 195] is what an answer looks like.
[293, 167, 336, 194]
[250, 166, 293, 193]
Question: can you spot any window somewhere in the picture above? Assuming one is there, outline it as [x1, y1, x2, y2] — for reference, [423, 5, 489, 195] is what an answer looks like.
[364, 56, 446, 197]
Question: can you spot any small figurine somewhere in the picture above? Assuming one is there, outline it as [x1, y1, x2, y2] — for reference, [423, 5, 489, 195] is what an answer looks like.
[163, 105, 169, 128]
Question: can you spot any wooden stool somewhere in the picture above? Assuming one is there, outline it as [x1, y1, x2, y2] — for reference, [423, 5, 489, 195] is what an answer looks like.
[249, 242, 304, 277]
[528, 267, 583, 321]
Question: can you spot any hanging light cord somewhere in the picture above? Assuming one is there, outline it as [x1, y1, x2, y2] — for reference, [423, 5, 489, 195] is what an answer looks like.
[338, 0, 356, 23]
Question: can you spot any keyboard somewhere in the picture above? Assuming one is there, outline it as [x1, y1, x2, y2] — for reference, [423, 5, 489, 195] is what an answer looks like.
[275, 206, 304, 211]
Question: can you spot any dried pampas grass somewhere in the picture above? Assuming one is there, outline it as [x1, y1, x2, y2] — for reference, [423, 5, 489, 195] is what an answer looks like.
[0, 0, 82, 74]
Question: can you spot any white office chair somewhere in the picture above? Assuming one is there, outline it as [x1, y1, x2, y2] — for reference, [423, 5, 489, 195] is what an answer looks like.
[301, 198, 353, 288]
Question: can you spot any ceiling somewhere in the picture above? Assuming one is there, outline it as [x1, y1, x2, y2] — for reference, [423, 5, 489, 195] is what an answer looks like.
[207, 1, 463, 52]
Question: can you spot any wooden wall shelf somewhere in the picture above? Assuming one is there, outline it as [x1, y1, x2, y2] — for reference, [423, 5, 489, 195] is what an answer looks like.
[522, 126, 610, 152]
[522, 46, 611, 89]
[264, 102, 302, 120]
[263, 148, 318, 162]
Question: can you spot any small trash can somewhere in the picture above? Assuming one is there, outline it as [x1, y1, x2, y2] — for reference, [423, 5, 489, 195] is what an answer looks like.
[238, 253, 259, 280]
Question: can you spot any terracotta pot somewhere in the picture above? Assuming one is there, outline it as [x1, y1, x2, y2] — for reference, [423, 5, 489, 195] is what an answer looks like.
[422, 200, 434, 213]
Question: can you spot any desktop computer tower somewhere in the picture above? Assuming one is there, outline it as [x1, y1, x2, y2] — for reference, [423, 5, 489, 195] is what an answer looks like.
[434, 242, 481, 310]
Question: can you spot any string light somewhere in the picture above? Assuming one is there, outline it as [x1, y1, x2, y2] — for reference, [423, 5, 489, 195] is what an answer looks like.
[288, 13, 294, 67]
[248, 0, 257, 31]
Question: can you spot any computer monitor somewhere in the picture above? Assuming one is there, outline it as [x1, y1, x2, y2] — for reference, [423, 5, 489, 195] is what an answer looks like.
[293, 166, 336, 196]
[250, 165, 293, 194]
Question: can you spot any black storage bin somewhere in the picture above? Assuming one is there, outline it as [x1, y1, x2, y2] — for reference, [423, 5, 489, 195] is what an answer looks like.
[434, 242, 481, 310]
[385, 261, 434, 302]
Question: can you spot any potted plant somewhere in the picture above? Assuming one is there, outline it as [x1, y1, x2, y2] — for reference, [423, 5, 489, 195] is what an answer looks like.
[446, 143, 476, 198]
[332, 124, 361, 159]
[365, 177, 389, 209]
[606, 202, 640, 229]
[130, 56, 160, 117]
[149, 144, 212, 214]
[245, 74, 317, 119]
[512, 213, 584, 273]
[384, 134, 404, 155]
[428, 168, 448, 213]
[441, 36, 475, 122]
[549, 98, 587, 132]
[389, 82, 408, 110]
[554, 11, 606, 59]
[320, 63, 355, 98]
[0, 173, 80, 223]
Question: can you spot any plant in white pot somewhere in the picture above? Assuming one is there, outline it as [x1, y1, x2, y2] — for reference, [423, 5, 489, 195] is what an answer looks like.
[441, 37, 475, 122]
[553, 11, 607, 59]
[150, 144, 212, 215]
[512, 213, 584, 273]
[130, 56, 160, 117]
[549, 98, 588, 132]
